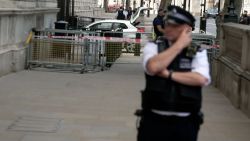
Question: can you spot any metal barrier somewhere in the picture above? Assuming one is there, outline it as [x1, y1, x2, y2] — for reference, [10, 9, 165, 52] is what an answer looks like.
[192, 33, 220, 76]
[101, 31, 152, 65]
[192, 33, 220, 64]
[26, 30, 219, 73]
[26, 29, 152, 72]
[27, 29, 105, 73]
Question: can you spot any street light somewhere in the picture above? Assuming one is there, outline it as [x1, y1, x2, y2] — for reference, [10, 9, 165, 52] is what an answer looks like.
[133, 0, 136, 9]
[71, 0, 74, 17]
[204, 0, 206, 14]
[188, 0, 191, 11]
[140, 0, 143, 7]
[218, 0, 221, 13]
[183, 0, 187, 10]
[147, 0, 151, 17]
[200, 0, 207, 33]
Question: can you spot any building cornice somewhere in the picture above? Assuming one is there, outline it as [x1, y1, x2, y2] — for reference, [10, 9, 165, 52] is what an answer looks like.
[0, 8, 59, 16]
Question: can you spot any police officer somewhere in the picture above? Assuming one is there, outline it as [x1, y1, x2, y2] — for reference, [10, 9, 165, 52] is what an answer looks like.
[116, 7, 126, 20]
[153, 9, 166, 39]
[239, 10, 250, 25]
[137, 6, 211, 141]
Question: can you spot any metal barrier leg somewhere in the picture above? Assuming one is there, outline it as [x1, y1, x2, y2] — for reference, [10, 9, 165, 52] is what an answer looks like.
[134, 33, 141, 56]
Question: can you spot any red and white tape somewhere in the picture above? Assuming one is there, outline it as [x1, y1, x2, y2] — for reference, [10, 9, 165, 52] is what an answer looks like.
[34, 35, 143, 43]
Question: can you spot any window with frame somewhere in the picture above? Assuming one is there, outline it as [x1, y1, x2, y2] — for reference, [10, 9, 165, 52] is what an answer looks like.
[113, 23, 128, 30]
[90, 22, 113, 30]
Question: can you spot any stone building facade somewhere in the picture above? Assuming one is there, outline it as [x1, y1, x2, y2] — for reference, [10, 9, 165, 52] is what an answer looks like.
[0, 0, 58, 77]
[213, 23, 250, 118]
[172, 0, 225, 15]
[141, 0, 162, 14]
[106, 0, 161, 14]
[243, 0, 250, 12]
[74, 0, 101, 17]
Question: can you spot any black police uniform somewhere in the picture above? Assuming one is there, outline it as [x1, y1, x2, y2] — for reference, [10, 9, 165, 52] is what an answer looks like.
[153, 10, 165, 39]
[137, 6, 205, 141]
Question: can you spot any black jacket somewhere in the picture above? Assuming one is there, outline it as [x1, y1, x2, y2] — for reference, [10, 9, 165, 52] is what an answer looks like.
[142, 40, 202, 113]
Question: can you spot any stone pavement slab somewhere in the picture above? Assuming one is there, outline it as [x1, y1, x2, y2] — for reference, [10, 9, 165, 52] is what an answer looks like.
[21, 134, 81, 141]
[0, 53, 249, 141]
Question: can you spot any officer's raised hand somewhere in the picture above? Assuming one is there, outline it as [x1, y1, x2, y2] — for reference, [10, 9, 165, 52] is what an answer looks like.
[176, 26, 192, 49]
[146, 26, 193, 75]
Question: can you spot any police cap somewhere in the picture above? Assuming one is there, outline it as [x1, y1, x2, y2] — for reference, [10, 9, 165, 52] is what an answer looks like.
[164, 6, 196, 30]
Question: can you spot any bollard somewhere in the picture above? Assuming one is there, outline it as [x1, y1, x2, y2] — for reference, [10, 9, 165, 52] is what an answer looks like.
[91, 18, 95, 23]
[134, 33, 141, 56]
[199, 16, 206, 33]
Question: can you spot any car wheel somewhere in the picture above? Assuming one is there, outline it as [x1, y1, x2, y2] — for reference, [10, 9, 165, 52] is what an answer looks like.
[126, 43, 135, 53]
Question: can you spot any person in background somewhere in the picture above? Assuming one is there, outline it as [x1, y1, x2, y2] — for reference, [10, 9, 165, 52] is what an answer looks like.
[153, 9, 166, 39]
[116, 7, 127, 20]
[239, 10, 250, 25]
[127, 7, 133, 20]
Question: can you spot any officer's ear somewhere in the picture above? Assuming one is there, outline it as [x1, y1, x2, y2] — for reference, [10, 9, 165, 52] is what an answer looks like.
[188, 27, 192, 32]
[182, 24, 192, 33]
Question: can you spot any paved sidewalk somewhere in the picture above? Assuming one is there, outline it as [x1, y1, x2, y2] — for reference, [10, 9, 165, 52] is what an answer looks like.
[0, 54, 249, 141]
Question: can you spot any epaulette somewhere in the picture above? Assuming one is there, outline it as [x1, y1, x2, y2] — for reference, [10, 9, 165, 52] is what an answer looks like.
[186, 42, 201, 58]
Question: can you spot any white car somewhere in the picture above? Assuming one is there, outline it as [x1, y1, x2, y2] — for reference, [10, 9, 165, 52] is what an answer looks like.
[83, 7, 151, 39]
[84, 20, 138, 37]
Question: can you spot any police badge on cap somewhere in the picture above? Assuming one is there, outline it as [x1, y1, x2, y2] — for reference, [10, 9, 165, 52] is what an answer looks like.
[164, 6, 196, 30]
